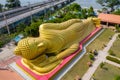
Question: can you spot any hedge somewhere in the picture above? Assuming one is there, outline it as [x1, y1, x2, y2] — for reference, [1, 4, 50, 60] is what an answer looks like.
[118, 34, 120, 38]
[106, 56, 120, 64]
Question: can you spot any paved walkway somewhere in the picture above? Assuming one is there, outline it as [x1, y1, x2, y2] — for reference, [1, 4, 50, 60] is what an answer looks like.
[108, 55, 120, 61]
[105, 60, 120, 67]
[82, 33, 119, 80]
[0, 41, 21, 67]
[0, 42, 16, 61]
[0, 42, 23, 80]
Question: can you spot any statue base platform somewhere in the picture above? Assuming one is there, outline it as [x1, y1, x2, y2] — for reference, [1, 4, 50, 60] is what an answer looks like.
[11, 27, 102, 80]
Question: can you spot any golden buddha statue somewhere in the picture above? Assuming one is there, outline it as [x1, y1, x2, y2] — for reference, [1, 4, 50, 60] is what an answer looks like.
[14, 18, 100, 73]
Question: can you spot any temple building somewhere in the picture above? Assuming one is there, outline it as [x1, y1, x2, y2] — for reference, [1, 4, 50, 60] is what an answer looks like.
[98, 13, 120, 27]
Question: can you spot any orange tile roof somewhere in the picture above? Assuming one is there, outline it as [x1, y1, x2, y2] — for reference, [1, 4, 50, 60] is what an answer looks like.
[98, 13, 120, 24]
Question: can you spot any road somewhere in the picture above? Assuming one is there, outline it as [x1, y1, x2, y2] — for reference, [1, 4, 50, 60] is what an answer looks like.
[0, 0, 69, 29]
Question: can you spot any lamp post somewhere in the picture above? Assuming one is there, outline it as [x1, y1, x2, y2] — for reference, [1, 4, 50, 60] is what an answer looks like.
[2, 8, 10, 35]
[28, 2, 32, 23]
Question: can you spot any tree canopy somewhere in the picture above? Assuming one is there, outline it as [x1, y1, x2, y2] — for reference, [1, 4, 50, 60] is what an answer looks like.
[5, 0, 21, 9]
[96, 0, 120, 12]
[112, 9, 120, 15]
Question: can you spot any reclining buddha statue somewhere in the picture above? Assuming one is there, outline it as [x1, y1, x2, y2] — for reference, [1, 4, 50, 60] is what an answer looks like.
[14, 18, 100, 73]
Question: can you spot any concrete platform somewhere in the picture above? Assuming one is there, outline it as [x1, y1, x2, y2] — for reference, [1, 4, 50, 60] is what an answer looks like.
[9, 62, 32, 80]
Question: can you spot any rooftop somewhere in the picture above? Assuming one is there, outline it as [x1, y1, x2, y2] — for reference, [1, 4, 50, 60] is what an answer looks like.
[98, 13, 120, 24]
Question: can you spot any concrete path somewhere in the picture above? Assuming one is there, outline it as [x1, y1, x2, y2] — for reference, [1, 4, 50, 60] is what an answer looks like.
[82, 33, 119, 80]
[104, 55, 120, 68]
[108, 55, 120, 61]
[105, 60, 120, 67]
[0, 42, 16, 61]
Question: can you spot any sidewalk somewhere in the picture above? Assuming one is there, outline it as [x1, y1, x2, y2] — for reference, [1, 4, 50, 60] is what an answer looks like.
[105, 60, 120, 68]
[108, 55, 120, 61]
[0, 41, 19, 67]
[0, 42, 23, 80]
[82, 33, 119, 80]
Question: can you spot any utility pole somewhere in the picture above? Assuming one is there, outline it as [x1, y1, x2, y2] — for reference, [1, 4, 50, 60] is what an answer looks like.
[2, 8, 10, 35]
[28, 2, 32, 23]
[44, 6, 47, 21]
[15, 0, 18, 8]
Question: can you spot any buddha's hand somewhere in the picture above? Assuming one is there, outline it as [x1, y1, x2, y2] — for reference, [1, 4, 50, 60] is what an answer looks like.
[48, 56, 59, 63]
[38, 56, 61, 67]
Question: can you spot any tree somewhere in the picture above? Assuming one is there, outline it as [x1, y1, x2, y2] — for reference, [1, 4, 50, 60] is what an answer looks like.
[69, 3, 81, 11]
[87, 6, 94, 17]
[112, 9, 120, 15]
[0, 3, 3, 12]
[24, 20, 42, 37]
[5, 0, 21, 9]
[96, 0, 120, 12]
[81, 8, 87, 19]
[16, 23, 26, 32]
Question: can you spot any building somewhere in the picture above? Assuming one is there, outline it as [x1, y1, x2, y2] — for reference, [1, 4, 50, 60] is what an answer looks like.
[98, 13, 120, 26]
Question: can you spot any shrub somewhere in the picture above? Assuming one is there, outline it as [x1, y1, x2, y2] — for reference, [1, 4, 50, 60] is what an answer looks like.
[118, 34, 120, 38]
[100, 62, 105, 68]
[115, 24, 120, 32]
[94, 49, 98, 56]
[89, 54, 94, 60]
[106, 56, 120, 64]
[0, 41, 4, 48]
[114, 75, 120, 80]
[109, 50, 116, 56]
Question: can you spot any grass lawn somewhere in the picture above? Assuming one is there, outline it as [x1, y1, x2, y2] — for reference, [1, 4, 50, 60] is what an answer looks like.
[93, 63, 120, 80]
[87, 28, 115, 52]
[61, 54, 90, 80]
[61, 28, 115, 80]
[109, 37, 120, 58]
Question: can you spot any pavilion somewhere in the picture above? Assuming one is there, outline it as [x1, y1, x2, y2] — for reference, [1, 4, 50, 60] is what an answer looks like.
[98, 13, 120, 26]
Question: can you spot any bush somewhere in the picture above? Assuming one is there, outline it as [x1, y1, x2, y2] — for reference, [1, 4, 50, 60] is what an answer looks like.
[115, 24, 120, 32]
[109, 50, 116, 56]
[89, 54, 94, 60]
[100, 62, 105, 68]
[114, 75, 120, 80]
[94, 49, 98, 56]
[0, 41, 4, 48]
[118, 34, 120, 38]
[0, 32, 19, 48]
[106, 56, 120, 64]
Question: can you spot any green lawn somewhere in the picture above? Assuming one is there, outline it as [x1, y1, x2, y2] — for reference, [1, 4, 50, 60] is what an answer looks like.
[87, 29, 115, 52]
[61, 28, 115, 80]
[93, 63, 120, 80]
[61, 54, 90, 80]
[109, 37, 120, 58]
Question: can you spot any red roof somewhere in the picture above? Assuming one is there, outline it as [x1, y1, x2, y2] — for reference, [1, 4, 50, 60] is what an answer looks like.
[98, 13, 120, 24]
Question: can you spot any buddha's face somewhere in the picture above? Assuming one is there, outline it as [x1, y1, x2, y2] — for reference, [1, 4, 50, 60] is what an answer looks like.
[14, 38, 46, 60]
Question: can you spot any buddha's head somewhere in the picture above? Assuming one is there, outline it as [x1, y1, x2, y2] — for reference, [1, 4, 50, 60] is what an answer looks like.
[14, 37, 47, 60]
